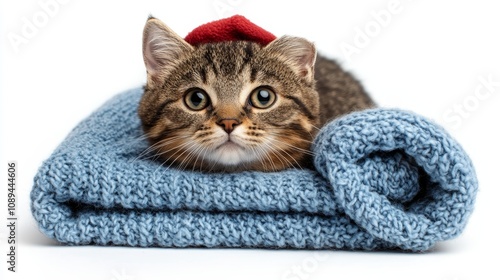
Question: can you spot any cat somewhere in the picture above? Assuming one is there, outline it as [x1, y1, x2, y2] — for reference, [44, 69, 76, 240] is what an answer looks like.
[138, 17, 375, 172]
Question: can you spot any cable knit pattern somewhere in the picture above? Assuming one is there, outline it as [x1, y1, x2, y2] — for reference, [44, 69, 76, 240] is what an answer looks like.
[30, 87, 478, 251]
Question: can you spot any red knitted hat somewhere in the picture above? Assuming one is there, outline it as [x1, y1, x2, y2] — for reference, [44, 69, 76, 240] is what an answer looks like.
[184, 15, 277, 46]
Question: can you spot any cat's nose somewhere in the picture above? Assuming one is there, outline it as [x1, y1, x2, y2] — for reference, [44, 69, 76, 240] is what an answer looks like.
[217, 119, 241, 134]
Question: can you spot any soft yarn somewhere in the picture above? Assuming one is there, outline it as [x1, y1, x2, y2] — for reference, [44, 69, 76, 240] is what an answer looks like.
[30, 87, 478, 251]
[184, 15, 276, 46]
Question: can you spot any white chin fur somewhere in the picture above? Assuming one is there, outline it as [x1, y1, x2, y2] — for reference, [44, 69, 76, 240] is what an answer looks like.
[208, 142, 256, 166]
[192, 127, 268, 167]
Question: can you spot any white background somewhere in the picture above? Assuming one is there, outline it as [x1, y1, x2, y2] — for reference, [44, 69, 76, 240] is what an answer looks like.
[1, 0, 499, 279]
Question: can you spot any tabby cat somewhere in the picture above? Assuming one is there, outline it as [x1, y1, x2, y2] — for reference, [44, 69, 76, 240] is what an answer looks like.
[138, 17, 374, 172]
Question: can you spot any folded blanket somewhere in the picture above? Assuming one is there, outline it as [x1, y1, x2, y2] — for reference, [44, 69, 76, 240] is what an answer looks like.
[31, 87, 478, 251]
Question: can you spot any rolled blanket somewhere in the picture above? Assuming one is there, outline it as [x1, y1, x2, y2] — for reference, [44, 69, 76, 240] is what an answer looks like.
[30, 87, 478, 251]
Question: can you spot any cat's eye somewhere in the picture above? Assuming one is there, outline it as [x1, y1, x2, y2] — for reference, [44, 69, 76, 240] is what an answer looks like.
[249, 87, 276, 109]
[184, 88, 210, 111]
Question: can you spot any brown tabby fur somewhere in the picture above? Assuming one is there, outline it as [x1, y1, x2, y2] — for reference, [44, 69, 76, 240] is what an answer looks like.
[138, 17, 375, 172]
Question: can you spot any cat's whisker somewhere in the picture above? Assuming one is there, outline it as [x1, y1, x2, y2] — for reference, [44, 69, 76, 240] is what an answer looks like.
[126, 130, 170, 151]
[260, 141, 290, 171]
[309, 124, 321, 131]
[255, 144, 277, 172]
[117, 132, 156, 162]
[260, 144, 279, 172]
[254, 147, 270, 172]
[271, 140, 315, 156]
[191, 145, 208, 172]
[131, 132, 153, 142]
[179, 144, 204, 171]
[122, 131, 151, 146]
[269, 148, 293, 171]
[264, 129, 316, 145]
[199, 137, 234, 172]
[163, 141, 197, 168]
[153, 140, 195, 175]
[140, 142, 181, 163]
[270, 139, 316, 157]
[134, 141, 171, 162]
[248, 145, 267, 171]
[233, 134, 276, 172]
[132, 135, 188, 163]
[266, 132, 316, 156]
[199, 145, 211, 173]
[266, 124, 319, 142]
[142, 138, 187, 161]
[266, 139, 304, 171]
[257, 142, 278, 170]
[158, 141, 200, 178]
[305, 128, 316, 143]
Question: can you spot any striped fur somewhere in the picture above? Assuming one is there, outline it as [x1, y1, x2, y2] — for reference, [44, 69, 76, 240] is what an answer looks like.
[138, 17, 374, 172]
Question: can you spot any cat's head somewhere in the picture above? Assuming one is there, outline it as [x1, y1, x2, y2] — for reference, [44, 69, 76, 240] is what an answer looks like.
[138, 17, 319, 172]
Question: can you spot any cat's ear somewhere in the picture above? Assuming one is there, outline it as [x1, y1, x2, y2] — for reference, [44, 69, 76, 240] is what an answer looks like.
[264, 36, 317, 83]
[143, 17, 194, 86]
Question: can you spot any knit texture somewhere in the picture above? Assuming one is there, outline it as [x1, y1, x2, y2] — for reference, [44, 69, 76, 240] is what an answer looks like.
[30, 87, 478, 251]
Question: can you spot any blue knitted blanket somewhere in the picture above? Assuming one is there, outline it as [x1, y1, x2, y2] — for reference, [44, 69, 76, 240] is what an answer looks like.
[31, 87, 478, 251]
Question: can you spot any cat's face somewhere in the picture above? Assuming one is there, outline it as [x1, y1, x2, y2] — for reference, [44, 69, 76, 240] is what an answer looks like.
[138, 17, 319, 172]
